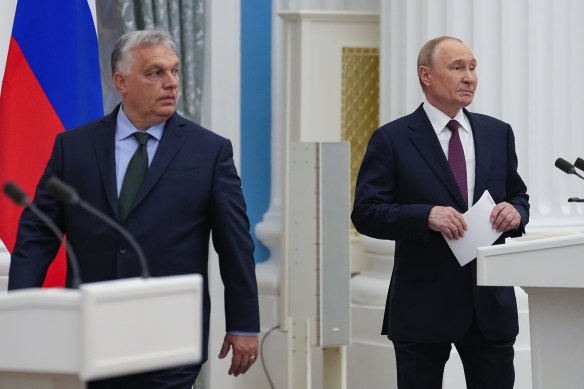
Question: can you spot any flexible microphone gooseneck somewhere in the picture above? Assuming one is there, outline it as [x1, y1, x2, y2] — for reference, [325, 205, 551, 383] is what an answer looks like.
[3, 181, 82, 289]
[45, 176, 150, 278]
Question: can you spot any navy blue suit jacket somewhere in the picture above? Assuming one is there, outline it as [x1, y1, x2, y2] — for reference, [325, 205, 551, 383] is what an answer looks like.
[8, 106, 260, 360]
[352, 104, 529, 342]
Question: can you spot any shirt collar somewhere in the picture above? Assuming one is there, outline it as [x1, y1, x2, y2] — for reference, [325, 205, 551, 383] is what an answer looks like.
[116, 105, 165, 142]
[422, 98, 471, 136]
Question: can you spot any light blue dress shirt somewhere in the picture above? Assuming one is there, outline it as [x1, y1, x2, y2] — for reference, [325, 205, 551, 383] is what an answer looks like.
[115, 106, 165, 196]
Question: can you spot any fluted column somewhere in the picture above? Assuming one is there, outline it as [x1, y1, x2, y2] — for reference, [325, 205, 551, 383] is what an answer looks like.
[382, 0, 584, 232]
[254, 0, 286, 301]
[351, 236, 394, 305]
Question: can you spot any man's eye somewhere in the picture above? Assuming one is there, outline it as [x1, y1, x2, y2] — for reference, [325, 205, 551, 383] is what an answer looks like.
[147, 71, 161, 79]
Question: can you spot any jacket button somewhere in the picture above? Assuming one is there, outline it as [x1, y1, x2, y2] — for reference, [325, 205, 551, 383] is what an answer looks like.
[119, 248, 127, 254]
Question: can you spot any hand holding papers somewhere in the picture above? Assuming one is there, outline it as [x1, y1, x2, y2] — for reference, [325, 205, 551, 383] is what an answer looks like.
[443, 190, 502, 266]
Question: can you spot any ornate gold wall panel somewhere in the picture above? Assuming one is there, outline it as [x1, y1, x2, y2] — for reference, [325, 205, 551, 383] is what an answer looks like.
[341, 47, 379, 211]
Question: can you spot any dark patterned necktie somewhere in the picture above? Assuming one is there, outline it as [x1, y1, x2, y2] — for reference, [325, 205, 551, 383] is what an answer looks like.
[118, 132, 150, 222]
[446, 120, 468, 206]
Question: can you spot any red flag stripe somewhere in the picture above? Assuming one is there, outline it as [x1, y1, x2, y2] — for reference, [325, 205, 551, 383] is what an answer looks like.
[0, 37, 66, 286]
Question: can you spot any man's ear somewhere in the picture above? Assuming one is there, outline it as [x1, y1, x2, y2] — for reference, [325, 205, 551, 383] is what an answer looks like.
[113, 72, 126, 94]
[419, 66, 431, 88]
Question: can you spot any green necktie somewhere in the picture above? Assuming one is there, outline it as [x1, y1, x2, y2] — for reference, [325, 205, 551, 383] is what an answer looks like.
[118, 132, 150, 223]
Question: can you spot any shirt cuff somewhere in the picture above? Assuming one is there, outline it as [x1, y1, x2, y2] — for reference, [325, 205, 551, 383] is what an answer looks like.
[228, 331, 258, 336]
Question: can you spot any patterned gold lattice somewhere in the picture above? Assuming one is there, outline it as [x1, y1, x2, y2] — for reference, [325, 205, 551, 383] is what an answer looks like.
[341, 47, 380, 217]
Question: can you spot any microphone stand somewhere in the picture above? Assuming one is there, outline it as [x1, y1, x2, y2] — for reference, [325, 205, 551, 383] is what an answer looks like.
[3, 182, 82, 289]
[45, 176, 150, 278]
[76, 198, 150, 278]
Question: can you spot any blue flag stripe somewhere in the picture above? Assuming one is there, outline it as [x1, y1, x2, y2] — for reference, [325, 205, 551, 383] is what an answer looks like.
[11, 0, 103, 130]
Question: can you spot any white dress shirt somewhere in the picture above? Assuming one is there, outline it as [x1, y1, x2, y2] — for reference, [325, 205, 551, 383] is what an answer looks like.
[422, 99, 476, 208]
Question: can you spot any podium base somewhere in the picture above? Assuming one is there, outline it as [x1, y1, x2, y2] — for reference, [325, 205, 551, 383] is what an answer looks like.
[0, 371, 84, 388]
[524, 287, 584, 389]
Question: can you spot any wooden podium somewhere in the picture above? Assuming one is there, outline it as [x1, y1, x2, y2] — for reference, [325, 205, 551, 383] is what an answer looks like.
[0, 275, 202, 388]
[477, 232, 584, 389]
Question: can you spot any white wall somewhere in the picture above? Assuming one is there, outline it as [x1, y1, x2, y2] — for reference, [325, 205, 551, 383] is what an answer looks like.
[199, 0, 241, 388]
[0, 0, 18, 91]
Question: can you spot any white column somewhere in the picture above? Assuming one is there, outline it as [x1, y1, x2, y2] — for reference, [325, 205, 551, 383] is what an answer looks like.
[254, 0, 286, 319]
[199, 0, 241, 388]
[351, 236, 393, 306]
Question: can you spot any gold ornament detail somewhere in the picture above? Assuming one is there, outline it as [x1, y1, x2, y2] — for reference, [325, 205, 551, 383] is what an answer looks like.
[341, 47, 380, 228]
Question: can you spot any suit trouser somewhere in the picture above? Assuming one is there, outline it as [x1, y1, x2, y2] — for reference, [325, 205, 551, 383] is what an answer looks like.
[87, 363, 201, 389]
[392, 316, 515, 389]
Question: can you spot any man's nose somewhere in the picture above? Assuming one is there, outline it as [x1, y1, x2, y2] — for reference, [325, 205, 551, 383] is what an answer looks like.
[462, 70, 475, 83]
[163, 71, 179, 88]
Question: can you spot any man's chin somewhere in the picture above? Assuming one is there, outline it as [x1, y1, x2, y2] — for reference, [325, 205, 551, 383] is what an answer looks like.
[459, 98, 474, 107]
[156, 106, 177, 118]
[458, 93, 474, 103]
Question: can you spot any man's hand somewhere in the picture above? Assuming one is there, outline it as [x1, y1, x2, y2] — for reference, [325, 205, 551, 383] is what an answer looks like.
[490, 202, 521, 233]
[218, 334, 259, 376]
[429, 206, 468, 240]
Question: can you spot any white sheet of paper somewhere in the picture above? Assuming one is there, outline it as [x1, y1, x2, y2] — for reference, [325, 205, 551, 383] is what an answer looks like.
[443, 190, 502, 266]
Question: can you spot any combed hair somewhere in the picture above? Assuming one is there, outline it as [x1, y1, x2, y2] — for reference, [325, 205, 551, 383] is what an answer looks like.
[111, 29, 178, 75]
[417, 36, 462, 88]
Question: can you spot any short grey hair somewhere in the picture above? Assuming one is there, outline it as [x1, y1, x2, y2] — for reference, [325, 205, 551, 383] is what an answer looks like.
[111, 29, 178, 75]
[417, 36, 463, 89]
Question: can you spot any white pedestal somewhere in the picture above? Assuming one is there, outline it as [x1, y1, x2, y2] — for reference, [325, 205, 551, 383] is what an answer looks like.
[0, 372, 83, 388]
[0, 275, 203, 387]
[0, 239, 9, 292]
[524, 287, 584, 388]
[478, 232, 584, 389]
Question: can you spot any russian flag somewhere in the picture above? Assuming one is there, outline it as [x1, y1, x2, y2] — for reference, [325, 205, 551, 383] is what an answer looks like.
[0, 0, 103, 287]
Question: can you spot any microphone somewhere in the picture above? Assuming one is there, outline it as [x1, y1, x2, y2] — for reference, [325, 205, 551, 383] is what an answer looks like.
[555, 158, 584, 180]
[45, 176, 150, 278]
[3, 181, 82, 289]
[575, 157, 584, 172]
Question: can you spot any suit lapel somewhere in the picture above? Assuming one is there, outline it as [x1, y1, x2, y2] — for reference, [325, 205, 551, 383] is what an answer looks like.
[409, 105, 468, 209]
[92, 109, 119, 215]
[132, 113, 189, 207]
[465, 109, 492, 204]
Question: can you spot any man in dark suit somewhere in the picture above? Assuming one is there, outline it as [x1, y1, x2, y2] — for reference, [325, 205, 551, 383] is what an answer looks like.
[8, 29, 259, 388]
[352, 36, 529, 389]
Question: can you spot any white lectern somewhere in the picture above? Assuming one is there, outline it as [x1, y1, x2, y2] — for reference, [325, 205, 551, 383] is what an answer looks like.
[0, 274, 203, 388]
[477, 232, 584, 389]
